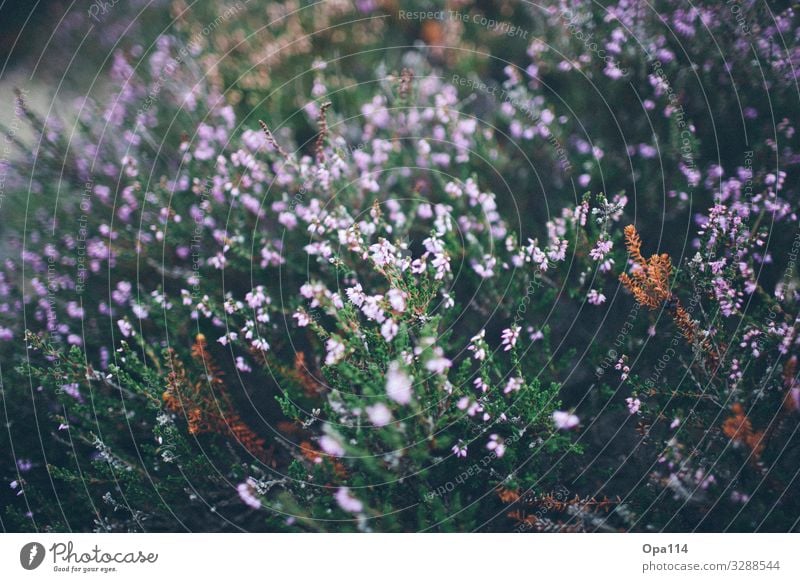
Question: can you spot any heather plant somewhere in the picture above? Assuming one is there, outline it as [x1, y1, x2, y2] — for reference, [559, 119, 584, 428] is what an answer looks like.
[1, 54, 600, 531]
[1, 0, 798, 532]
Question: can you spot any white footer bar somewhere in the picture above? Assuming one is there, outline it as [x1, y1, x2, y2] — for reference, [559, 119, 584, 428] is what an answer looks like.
[1, 533, 796, 580]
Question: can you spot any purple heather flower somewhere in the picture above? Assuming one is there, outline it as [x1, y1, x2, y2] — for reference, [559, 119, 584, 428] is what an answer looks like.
[501, 325, 520, 351]
[16, 459, 33, 472]
[386, 363, 413, 405]
[335, 487, 363, 513]
[387, 288, 407, 312]
[380, 319, 398, 342]
[235, 357, 252, 373]
[590, 239, 613, 260]
[468, 329, 487, 361]
[452, 442, 468, 458]
[319, 435, 345, 457]
[553, 411, 580, 430]
[486, 434, 506, 458]
[237, 479, 261, 510]
[324, 337, 346, 366]
[293, 311, 310, 327]
[366, 403, 392, 427]
[503, 377, 523, 394]
[587, 289, 606, 305]
[61, 383, 82, 401]
[117, 319, 133, 337]
[626, 397, 641, 414]
[425, 348, 452, 375]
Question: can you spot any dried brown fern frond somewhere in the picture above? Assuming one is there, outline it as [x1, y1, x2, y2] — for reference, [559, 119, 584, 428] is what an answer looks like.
[164, 348, 189, 412]
[186, 408, 207, 436]
[673, 304, 697, 344]
[618, 225, 722, 364]
[647, 253, 673, 297]
[619, 273, 660, 309]
[722, 403, 765, 459]
[537, 493, 620, 514]
[495, 486, 521, 504]
[190, 333, 209, 360]
[623, 224, 646, 269]
[298, 440, 347, 479]
[224, 413, 267, 460]
[164, 336, 268, 461]
[506, 509, 539, 528]
[619, 225, 672, 308]
[294, 352, 325, 397]
[191, 333, 226, 393]
[502, 488, 620, 532]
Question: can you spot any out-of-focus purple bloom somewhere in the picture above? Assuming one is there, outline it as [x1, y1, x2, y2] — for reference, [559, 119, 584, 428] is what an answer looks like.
[553, 411, 580, 430]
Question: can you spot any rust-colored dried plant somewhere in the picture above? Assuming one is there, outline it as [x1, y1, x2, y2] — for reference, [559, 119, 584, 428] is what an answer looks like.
[498, 486, 620, 532]
[163, 334, 268, 461]
[618, 224, 673, 309]
[619, 225, 717, 362]
[721, 403, 765, 459]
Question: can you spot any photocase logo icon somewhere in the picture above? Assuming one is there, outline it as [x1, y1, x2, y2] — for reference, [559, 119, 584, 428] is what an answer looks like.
[20, 542, 46, 570]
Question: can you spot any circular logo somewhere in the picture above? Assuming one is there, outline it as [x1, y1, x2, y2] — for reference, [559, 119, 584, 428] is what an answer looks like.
[20, 542, 46, 570]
